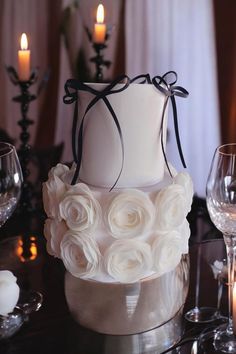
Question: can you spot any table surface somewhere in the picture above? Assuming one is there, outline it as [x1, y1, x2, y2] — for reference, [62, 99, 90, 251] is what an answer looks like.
[0, 205, 226, 354]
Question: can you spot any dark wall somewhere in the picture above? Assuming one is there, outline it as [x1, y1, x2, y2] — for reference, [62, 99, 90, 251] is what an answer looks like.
[214, 0, 236, 143]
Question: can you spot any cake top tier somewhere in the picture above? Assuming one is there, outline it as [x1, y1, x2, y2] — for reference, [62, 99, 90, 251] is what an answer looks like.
[63, 73, 188, 189]
[79, 82, 167, 188]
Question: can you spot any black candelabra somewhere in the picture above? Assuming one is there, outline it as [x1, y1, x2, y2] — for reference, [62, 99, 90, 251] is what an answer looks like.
[6, 67, 46, 214]
[85, 27, 111, 82]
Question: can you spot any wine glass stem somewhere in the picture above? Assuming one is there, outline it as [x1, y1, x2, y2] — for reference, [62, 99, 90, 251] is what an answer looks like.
[224, 234, 236, 334]
[216, 277, 223, 314]
[194, 242, 202, 308]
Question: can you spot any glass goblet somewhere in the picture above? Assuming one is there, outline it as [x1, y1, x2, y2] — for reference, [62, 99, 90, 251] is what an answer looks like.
[206, 143, 236, 352]
[185, 240, 221, 323]
[0, 142, 23, 227]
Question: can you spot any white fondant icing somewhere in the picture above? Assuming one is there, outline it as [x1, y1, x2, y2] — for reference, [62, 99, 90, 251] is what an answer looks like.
[43, 75, 191, 334]
[78, 82, 168, 188]
[64, 255, 189, 335]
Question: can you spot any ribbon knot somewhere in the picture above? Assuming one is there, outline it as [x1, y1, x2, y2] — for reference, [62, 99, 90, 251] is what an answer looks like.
[63, 79, 79, 104]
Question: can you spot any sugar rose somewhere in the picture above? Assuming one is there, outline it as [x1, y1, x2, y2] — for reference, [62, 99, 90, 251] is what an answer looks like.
[105, 189, 155, 239]
[42, 176, 66, 220]
[178, 219, 191, 254]
[104, 239, 152, 283]
[60, 230, 101, 278]
[0, 271, 20, 316]
[44, 218, 68, 258]
[173, 172, 194, 212]
[152, 232, 183, 277]
[59, 183, 101, 233]
[55, 163, 77, 185]
[155, 184, 188, 232]
[48, 163, 69, 180]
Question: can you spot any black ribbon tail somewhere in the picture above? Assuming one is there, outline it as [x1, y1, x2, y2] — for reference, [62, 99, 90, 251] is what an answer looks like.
[102, 97, 125, 191]
[72, 98, 78, 164]
[170, 95, 186, 168]
[72, 110, 86, 185]
[160, 97, 173, 178]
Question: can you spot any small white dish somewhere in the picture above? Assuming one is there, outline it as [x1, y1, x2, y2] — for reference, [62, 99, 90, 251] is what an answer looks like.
[0, 290, 43, 340]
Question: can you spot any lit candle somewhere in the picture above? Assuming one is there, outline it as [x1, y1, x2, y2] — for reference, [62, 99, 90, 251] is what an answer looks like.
[18, 33, 31, 81]
[233, 282, 236, 335]
[93, 4, 106, 44]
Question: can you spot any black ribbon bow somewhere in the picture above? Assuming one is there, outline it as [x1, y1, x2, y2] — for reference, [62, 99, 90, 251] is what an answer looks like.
[63, 72, 189, 189]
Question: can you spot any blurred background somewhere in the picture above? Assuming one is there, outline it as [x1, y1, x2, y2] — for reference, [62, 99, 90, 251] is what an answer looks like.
[0, 0, 235, 198]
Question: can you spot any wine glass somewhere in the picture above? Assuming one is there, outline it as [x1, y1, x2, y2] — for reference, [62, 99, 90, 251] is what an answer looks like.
[206, 143, 236, 352]
[185, 240, 220, 323]
[0, 142, 23, 227]
[185, 238, 226, 323]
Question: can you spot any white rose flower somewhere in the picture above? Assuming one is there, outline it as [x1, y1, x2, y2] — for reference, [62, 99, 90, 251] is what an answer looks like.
[53, 163, 77, 185]
[61, 163, 77, 185]
[60, 230, 101, 278]
[105, 189, 155, 239]
[59, 183, 101, 233]
[152, 232, 183, 277]
[42, 175, 66, 220]
[104, 239, 152, 283]
[174, 172, 194, 212]
[155, 184, 188, 232]
[48, 163, 69, 180]
[0, 270, 20, 316]
[66, 182, 93, 197]
[178, 219, 191, 254]
[44, 218, 68, 258]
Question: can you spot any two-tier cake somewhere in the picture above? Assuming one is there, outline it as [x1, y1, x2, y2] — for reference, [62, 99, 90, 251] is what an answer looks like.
[43, 74, 192, 337]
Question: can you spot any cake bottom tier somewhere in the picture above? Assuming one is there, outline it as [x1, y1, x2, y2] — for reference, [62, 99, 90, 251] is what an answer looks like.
[64, 254, 189, 336]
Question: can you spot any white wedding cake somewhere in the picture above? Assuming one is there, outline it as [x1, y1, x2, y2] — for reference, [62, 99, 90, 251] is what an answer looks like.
[43, 77, 192, 337]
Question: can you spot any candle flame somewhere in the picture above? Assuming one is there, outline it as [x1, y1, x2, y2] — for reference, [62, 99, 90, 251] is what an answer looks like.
[96, 4, 104, 23]
[20, 33, 28, 50]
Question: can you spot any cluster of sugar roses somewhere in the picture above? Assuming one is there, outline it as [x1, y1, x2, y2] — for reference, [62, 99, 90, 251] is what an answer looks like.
[43, 164, 193, 284]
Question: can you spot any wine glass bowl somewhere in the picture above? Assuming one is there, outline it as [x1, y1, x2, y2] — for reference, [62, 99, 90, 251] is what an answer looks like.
[0, 142, 23, 227]
[207, 143, 236, 236]
[185, 239, 227, 324]
[206, 143, 236, 353]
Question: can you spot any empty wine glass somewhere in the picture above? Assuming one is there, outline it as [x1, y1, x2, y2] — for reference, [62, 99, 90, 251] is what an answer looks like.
[185, 238, 226, 323]
[0, 142, 23, 227]
[205, 143, 236, 352]
[185, 239, 220, 323]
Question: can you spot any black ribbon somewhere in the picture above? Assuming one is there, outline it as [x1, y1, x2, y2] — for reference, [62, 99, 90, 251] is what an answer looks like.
[152, 71, 189, 177]
[64, 75, 130, 189]
[63, 72, 189, 188]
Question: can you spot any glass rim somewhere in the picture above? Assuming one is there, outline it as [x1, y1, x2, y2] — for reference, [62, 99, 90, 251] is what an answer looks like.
[0, 142, 15, 157]
[217, 143, 236, 156]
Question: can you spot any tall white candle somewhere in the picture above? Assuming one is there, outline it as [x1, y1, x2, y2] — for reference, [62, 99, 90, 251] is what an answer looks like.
[233, 282, 236, 335]
[18, 33, 31, 81]
[93, 4, 106, 44]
